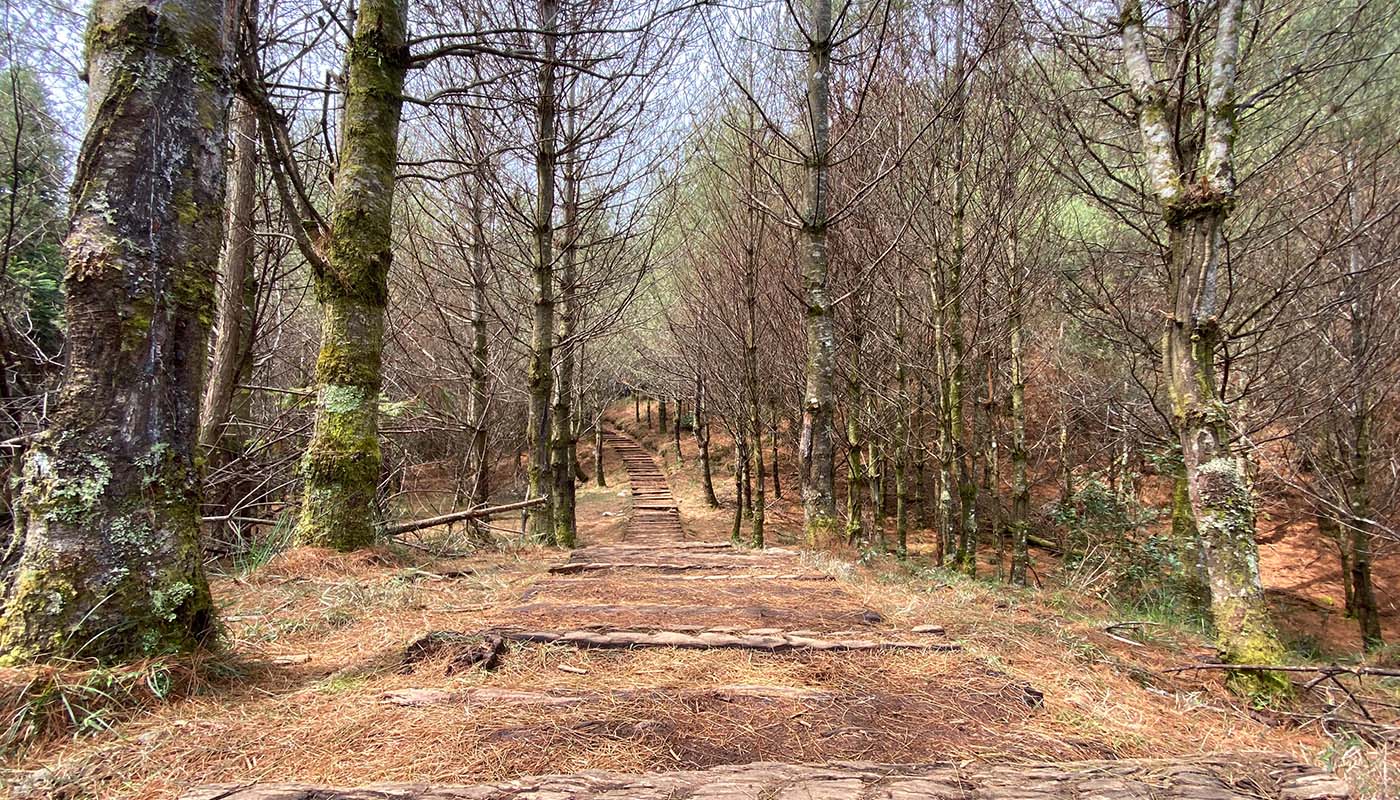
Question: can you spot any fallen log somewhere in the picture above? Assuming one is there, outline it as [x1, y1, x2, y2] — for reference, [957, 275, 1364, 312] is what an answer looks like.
[182, 754, 1349, 799]
[491, 627, 960, 652]
[544, 572, 835, 583]
[379, 684, 839, 707]
[385, 496, 548, 537]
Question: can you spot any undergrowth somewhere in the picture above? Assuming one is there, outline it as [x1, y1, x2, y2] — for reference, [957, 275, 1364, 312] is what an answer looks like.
[0, 654, 232, 757]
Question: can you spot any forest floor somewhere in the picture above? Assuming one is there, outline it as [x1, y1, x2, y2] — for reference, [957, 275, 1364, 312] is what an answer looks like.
[1, 411, 1397, 799]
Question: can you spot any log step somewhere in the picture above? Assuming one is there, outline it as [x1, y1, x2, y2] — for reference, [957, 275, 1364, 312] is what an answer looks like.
[182, 755, 1350, 799]
[490, 626, 960, 652]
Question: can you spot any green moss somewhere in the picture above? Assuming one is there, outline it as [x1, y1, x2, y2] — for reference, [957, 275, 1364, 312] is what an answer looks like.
[805, 513, 841, 548]
[1221, 623, 1293, 702]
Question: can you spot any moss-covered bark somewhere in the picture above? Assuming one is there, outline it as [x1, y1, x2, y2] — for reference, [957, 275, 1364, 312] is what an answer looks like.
[1164, 214, 1288, 700]
[1121, 0, 1287, 700]
[294, 0, 408, 550]
[0, 0, 227, 663]
[844, 343, 865, 546]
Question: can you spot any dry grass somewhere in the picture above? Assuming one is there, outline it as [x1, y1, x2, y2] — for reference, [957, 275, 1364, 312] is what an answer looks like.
[2, 409, 1397, 799]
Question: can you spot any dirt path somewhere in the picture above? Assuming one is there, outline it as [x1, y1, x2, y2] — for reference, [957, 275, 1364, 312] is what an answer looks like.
[180, 432, 1349, 800]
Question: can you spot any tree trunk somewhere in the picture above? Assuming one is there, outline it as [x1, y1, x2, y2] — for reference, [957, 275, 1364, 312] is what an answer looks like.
[742, 433, 753, 518]
[770, 404, 782, 499]
[672, 397, 683, 462]
[1121, 0, 1285, 697]
[526, 0, 559, 542]
[1342, 218, 1382, 651]
[200, 95, 258, 452]
[659, 396, 668, 434]
[798, 0, 838, 546]
[1165, 212, 1285, 693]
[1172, 459, 1210, 620]
[593, 420, 606, 487]
[550, 102, 579, 549]
[295, 0, 409, 550]
[1008, 248, 1030, 585]
[895, 305, 909, 558]
[942, 0, 976, 577]
[980, 360, 1000, 576]
[731, 434, 745, 543]
[844, 320, 865, 545]
[0, 0, 227, 661]
[695, 374, 720, 507]
[915, 381, 931, 529]
[466, 165, 491, 508]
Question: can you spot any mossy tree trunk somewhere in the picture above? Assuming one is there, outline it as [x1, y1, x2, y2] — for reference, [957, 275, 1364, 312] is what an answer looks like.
[797, 0, 838, 547]
[526, 0, 559, 543]
[844, 321, 866, 546]
[0, 0, 228, 662]
[295, 0, 409, 550]
[550, 106, 579, 549]
[1171, 458, 1211, 620]
[1121, 0, 1287, 698]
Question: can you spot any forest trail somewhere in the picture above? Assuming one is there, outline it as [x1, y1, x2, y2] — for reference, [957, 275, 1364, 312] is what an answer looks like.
[181, 432, 1350, 800]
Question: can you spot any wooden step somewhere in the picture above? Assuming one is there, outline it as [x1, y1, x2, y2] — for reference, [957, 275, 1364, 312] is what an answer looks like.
[182, 755, 1349, 799]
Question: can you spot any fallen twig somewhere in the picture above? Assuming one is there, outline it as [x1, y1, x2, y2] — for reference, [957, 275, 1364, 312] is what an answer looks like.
[385, 496, 548, 537]
[1164, 663, 1400, 678]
